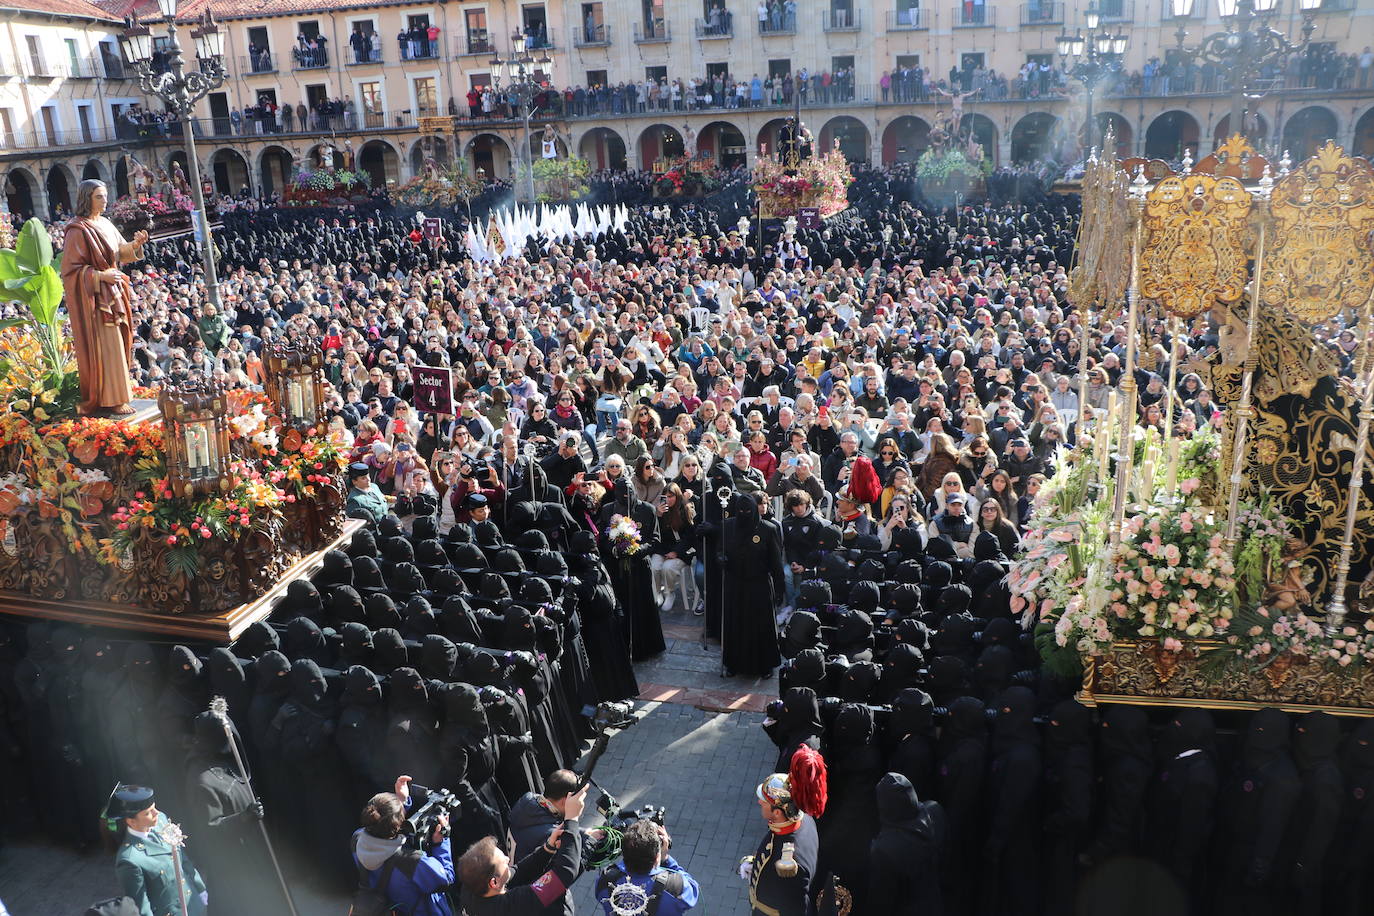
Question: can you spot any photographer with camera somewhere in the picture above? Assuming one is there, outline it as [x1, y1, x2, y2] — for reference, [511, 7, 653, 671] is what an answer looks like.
[351, 775, 455, 916]
[458, 785, 588, 915]
[508, 770, 586, 915]
[595, 819, 699, 916]
[449, 456, 506, 525]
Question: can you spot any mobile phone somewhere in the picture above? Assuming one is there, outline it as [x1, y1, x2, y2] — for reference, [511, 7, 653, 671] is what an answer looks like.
[819, 405, 829, 418]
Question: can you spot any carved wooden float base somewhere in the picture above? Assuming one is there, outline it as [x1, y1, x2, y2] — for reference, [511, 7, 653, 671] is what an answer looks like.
[0, 519, 362, 644]
[1078, 638, 1374, 718]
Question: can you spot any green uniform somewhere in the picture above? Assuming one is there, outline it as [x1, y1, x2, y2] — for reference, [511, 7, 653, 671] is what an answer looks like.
[115, 812, 209, 916]
[347, 481, 390, 523]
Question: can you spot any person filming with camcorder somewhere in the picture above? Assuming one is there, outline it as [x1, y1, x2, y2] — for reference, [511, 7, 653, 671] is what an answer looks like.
[351, 775, 456, 916]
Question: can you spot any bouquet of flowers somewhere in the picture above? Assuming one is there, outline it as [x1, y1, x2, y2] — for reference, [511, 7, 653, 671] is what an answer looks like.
[606, 514, 643, 558]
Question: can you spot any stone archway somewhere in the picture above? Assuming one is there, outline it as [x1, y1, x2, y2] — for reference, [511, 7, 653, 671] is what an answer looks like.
[1356, 107, 1374, 159]
[1212, 112, 1269, 148]
[1144, 110, 1200, 161]
[82, 159, 105, 182]
[699, 121, 747, 168]
[5, 169, 36, 220]
[1282, 106, 1339, 161]
[1092, 112, 1133, 159]
[578, 127, 627, 170]
[1010, 112, 1061, 164]
[756, 118, 792, 158]
[45, 164, 74, 218]
[465, 134, 511, 182]
[961, 114, 999, 166]
[259, 146, 294, 198]
[210, 148, 250, 195]
[819, 116, 870, 163]
[882, 116, 932, 164]
[114, 157, 130, 197]
[637, 124, 684, 169]
[411, 137, 451, 176]
[359, 139, 401, 187]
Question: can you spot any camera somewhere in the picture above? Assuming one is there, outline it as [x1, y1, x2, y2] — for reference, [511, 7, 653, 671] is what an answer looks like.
[586, 699, 636, 733]
[402, 784, 460, 850]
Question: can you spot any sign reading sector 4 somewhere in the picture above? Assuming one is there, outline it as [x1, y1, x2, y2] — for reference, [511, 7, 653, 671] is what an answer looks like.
[411, 364, 454, 414]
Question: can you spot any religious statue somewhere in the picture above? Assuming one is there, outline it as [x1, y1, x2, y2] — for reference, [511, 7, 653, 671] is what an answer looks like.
[682, 124, 697, 159]
[129, 156, 152, 198]
[1263, 537, 1313, 613]
[59, 179, 147, 416]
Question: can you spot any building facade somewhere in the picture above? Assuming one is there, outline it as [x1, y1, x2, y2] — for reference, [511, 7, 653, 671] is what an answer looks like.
[2, 0, 1372, 215]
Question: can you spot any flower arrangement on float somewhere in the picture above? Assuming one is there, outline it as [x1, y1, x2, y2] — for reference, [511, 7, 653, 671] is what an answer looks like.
[106, 460, 286, 577]
[752, 150, 852, 218]
[1010, 422, 1374, 691]
[283, 167, 372, 207]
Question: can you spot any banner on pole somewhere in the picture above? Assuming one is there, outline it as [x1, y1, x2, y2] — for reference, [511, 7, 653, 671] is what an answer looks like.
[410, 364, 454, 414]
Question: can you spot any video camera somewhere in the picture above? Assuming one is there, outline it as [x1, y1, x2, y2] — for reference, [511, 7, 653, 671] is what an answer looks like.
[401, 784, 460, 850]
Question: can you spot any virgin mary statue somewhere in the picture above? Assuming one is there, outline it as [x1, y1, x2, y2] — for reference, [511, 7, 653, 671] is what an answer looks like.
[60, 179, 147, 416]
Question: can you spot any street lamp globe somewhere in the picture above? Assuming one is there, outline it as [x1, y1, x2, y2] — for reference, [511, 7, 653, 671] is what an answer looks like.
[1217, 0, 1240, 17]
[155, 0, 177, 19]
[1085, 3, 1100, 30]
[1170, 0, 1195, 15]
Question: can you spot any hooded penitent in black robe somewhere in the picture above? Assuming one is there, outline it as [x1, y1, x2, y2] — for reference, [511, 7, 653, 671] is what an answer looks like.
[763, 686, 824, 774]
[868, 772, 946, 916]
[719, 493, 784, 677]
[439, 682, 510, 841]
[1279, 711, 1343, 916]
[599, 485, 665, 661]
[157, 645, 209, 814]
[936, 695, 986, 916]
[1146, 708, 1218, 908]
[337, 665, 389, 800]
[981, 686, 1041, 916]
[184, 712, 277, 913]
[1216, 707, 1300, 916]
[817, 703, 883, 914]
[1333, 720, 1374, 915]
[384, 666, 441, 787]
[564, 534, 639, 700]
[885, 688, 937, 802]
[1043, 698, 1094, 916]
[271, 659, 354, 886]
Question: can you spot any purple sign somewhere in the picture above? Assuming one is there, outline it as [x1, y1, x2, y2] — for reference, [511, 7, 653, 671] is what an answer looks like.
[423, 217, 442, 240]
[411, 364, 454, 415]
[798, 207, 820, 229]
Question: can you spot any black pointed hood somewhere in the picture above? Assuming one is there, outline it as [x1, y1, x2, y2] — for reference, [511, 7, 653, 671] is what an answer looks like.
[342, 665, 383, 706]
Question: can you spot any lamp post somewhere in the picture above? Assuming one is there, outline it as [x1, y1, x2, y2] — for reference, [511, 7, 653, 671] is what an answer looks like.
[1057, 4, 1128, 153]
[489, 31, 551, 204]
[120, 2, 225, 311]
[1171, 0, 1321, 142]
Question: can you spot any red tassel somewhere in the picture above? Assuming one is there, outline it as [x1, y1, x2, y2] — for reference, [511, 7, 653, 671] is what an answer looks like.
[789, 745, 828, 818]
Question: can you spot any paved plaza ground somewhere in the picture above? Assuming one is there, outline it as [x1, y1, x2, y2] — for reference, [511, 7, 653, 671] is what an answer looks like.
[0, 609, 779, 915]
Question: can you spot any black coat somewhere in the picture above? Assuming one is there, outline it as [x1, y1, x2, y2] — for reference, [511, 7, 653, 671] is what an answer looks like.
[868, 772, 946, 916]
[720, 495, 784, 677]
[749, 814, 819, 916]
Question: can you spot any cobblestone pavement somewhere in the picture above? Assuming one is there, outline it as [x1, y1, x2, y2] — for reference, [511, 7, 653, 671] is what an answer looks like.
[1, 606, 777, 915]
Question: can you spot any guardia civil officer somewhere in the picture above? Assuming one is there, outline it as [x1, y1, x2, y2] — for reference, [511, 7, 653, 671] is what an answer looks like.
[105, 785, 208, 916]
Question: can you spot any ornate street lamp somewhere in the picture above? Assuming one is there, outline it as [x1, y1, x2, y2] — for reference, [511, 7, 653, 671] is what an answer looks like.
[120, 3, 226, 310]
[1057, 4, 1128, 153]
[1172, 0, 1321, 143]
[489, 31, 552, 203]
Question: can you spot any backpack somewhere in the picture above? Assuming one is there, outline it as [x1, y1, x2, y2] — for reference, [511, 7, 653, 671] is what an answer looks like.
[350, 854, 402, 916]
[596, 864, 687, 916]
[350, 832, 417, 916]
